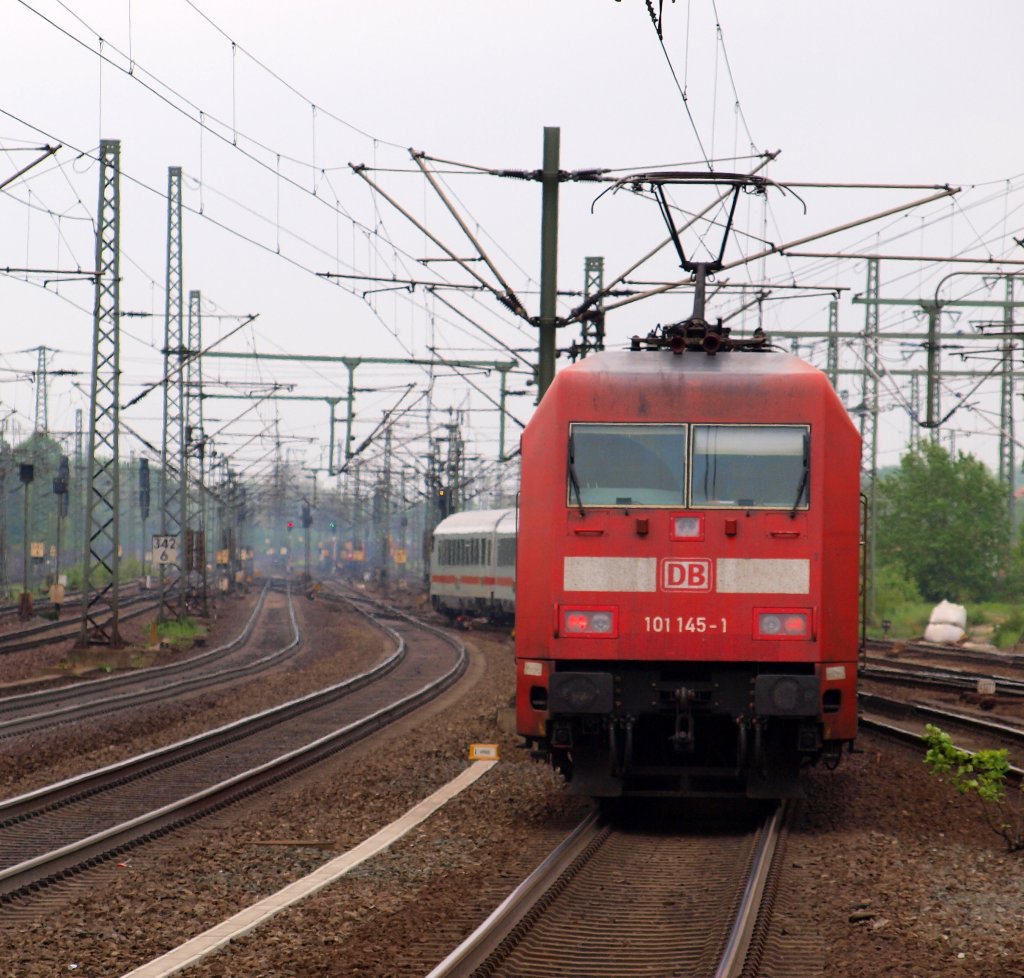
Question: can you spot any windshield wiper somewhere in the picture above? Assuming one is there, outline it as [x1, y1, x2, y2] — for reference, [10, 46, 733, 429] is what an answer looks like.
[790, 432, 809, 519]
[568, 433, 586, 516]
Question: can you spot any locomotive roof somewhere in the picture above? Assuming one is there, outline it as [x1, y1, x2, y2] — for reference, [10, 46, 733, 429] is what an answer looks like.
[539, 348, 843, 415]
[565, 348, 824, 381]
[433, 507, 517, 536]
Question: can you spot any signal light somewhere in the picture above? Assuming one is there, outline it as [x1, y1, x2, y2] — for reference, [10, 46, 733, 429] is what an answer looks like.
[287, 521, 294, 531]
[560, 606, 618, 638]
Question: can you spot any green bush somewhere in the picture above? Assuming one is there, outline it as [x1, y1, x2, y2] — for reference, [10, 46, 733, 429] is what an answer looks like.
[923, 724, 1023, 852]
[873, 563, 923, 619]
[869, 563, 930, 638]
[970, 604, 1024, 649]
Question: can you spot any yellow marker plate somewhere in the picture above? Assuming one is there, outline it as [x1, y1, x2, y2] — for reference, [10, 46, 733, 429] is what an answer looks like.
[469, 743, 500, 761]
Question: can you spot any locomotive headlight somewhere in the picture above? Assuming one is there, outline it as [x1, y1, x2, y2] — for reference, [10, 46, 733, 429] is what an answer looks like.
[759, 614, 783, 635]
[670, 514, 704, 540]
[755, 609, 812, 640]
[560, 606, 618, 638]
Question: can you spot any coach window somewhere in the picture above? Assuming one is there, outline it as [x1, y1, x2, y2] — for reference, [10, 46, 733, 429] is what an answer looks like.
[569, 423, 686, 506]
[690, 425, 809, 509]
[497, 538, 516, 565]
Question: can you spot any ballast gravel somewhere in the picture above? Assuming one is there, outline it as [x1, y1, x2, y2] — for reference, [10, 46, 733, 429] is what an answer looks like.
[0, 588, 1021, 977]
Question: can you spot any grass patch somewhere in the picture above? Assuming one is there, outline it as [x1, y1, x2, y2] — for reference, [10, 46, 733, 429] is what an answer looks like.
[156, 616, 206, 649]
[869, 601, 932, 641]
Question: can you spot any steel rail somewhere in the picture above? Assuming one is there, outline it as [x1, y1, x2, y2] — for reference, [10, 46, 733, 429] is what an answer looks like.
[865, 637, 1024, 669]
[714, 803, 787, 978]
[423, 811, 605, 978]
[0, 592, 158, 655]
[860, 715, 1023, 785]
[0, 583, 269, 711]
[0, 580, 142, 620]
[0, 590, 467, 901]
[862, 663, 1024, 697]
[0, 586, 280, 738]
[425, 804, 785, 978]
[861, 692, 1024, 742]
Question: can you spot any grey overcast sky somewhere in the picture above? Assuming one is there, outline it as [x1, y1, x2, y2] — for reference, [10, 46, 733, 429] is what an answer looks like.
[2, 1, 1023, 483]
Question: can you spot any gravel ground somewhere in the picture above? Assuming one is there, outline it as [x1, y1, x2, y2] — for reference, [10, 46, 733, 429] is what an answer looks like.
[1, 589, 1023, 977]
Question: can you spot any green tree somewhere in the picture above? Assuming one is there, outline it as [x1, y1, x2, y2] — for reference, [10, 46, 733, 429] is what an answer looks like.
[875, 442, 1007, 602]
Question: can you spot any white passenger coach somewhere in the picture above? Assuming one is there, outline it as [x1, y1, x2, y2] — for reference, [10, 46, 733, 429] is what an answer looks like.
[429, 508, 517, 622]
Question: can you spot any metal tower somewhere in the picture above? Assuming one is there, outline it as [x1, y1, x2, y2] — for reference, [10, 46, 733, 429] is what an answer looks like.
[861, 258, 880, 618]
[826, 301, 839, 388]
[184, 289, 207, 614]
[0, 430, 8, 596]
[159, 166, 185, 620]
[908, 374, 921, 452]
[34, 346, 49, 434]
[74, 408, 85, 572]
[999, 275, 1017, 530]
[578, 257, 605, 358]
[78, 139, 123, 648]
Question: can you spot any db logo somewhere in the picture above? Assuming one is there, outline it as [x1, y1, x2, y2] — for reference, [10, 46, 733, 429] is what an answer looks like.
[660, 558, 712, 592]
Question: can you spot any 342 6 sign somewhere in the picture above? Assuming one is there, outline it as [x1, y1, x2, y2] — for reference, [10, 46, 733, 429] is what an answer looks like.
[151, 535, 178, 565]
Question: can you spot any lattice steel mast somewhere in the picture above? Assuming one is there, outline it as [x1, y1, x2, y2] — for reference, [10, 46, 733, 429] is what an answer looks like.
[999, 275, 1017, 530]
[159, 166, 185, 620]
[185, 289, 207, 615]
[78, 139, 123, 648]
[33, 346, 49, 434]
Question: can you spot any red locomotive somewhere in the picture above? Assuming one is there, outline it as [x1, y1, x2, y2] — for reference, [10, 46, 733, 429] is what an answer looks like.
[514, 321, 862, 798]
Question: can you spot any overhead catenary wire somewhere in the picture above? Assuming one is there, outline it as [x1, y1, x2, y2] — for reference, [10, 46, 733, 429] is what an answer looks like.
[5, 4, 1024, 489]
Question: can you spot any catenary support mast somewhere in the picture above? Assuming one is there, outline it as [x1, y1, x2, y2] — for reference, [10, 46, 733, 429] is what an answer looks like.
[159, 166, 185, 620]
[78, 139, 123, 648]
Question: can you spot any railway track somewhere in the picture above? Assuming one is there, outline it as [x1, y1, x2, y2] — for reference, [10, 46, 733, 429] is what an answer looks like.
[0, 589, 158, 655]
[860, 693, 1024, 781]
[865, 636, 1024, 671]
[0, 581, 142, 623]
[427, 803, 788, 978]
[0, 584, 286, 739]
[0, 587, 467, 904]
[862, 659, 1024, 698]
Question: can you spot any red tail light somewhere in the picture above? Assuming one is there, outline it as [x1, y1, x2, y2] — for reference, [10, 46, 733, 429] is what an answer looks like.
[560, 606, 618, 638]
[754, 608, 812, 640]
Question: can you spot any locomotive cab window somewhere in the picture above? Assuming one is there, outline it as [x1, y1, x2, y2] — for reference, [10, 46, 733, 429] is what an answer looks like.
[691, 425, 809, 509]
[568, 423, 686, 507]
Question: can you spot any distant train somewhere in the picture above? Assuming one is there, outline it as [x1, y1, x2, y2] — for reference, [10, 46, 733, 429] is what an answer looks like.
[428, 508, 517, 623]
[513, 321, 862, 799]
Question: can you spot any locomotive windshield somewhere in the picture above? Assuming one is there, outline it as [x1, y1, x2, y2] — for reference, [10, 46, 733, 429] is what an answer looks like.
[566, 422, 809, 509]
[691, 425, 809, 509]
[568, 423, 686, 506]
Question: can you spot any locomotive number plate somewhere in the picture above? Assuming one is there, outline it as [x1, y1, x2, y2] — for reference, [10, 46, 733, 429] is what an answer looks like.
[642, 615, 727, 634]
